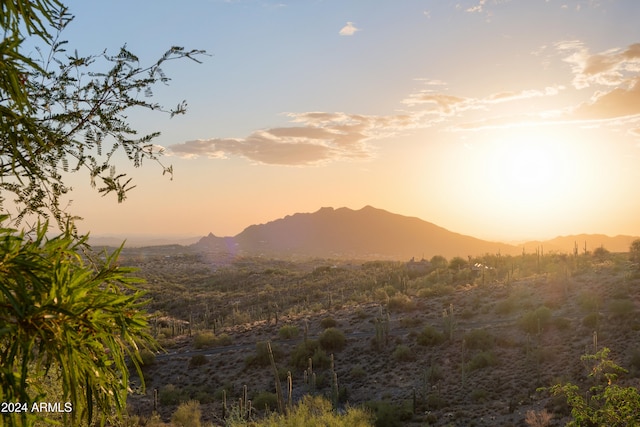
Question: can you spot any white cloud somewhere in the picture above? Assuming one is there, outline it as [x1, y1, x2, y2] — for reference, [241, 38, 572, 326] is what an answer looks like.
[339, 22, 360, 36]
[557, 41, 640, 89]
[466, 0, 487, 13]
[168, 111, 422, 166]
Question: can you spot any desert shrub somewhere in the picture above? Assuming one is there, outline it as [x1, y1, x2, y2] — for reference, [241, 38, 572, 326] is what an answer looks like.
[608, 298, 635, 318]
[578, 290, 602, 312]
[593, 245, 610, 261]
[399, 316, 422, 328]
[350, 365, 367, 379]
[373, 288, 390, 303]
[278, 325, 299, 339]
[463, 329, 495, 351]
[139, 349, 156, 367]
[319, 327, 346, 352]
[630, 348, 640, 376]
[171, 400, 202, 427]
[311, 347, 331, 370]
[583, 312, 600, 329]
[252, 391, 279, 412]
[193, 331, 232, 349]
[392, 344, 416, 362]
[143, 413, 170, 427]
[467, 351, 497, 371]
[416, 283, 454, 298]
[460, 307, 476, 319]
[425, 363, 443, 382]
[226, 395, 372, 427]
[246, 341, 284, 368]
[366, 400, 412, 427]
[387, 294, 415, 312]
[553, 316, 572, 330]
[159, 384, 186, 406]
[425, 393, 446, 410]
[188, 354, 208, 368]
[354, 308, 369, 319]
[416, 325, 445, 346]
[290, 339, 320, 369]
[320, 316, 338, 329]
[518, 306, 552, 334]
[470, 388, 488, 403]
[495, 298, 517, 315]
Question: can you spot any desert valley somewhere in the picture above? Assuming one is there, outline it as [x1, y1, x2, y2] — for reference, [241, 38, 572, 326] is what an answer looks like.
[99, 207, 640, 426]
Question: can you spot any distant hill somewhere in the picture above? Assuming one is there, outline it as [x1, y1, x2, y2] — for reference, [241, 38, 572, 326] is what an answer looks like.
[89, 235, 201, 248]
[193, 206, 522, 260]
[522, 234, 638, 254]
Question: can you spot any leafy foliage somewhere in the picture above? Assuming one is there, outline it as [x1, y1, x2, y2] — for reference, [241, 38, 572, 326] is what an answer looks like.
[547, 348, 640, 426]
[319, 327, 347, 352]
[0, 217, 154, 426]
[1, 1, 205, 227]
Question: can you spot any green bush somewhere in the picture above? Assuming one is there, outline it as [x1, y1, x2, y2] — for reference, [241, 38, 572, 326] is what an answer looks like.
[140, 349, 156, 367]
[246, 341, 283, 368]
[470, 388, 488, 402]
[252, 391, 279, 412]
[290, 340, 320, 369]
[578, 291, 602, 313]
[467, 351, 497, 371]
[583, 312, 600, 329]
[278, 325, 299, 339]
[416, 325, 444, 346]
[392, 344, 416, 362]
[366, 400, 413, 427]
[193, 331, 232, 349]
[463, 329, 494, 351]
[416, 283, 454, 298]
[495, 298, 517, 315]
[319, 327, 346, 352]
[398, 316, 422, 328]
[350, 365, 367, 379]
[548, 348, 640, 426]
[387, 294, 415, 312]
[171, 400, 202, 427]
[188, 354, 208, 368]
[608, 298, 635, 318]
[159, 384, 186, 406]
[518, 306, 552, 334]
[320, 316, 338, 329]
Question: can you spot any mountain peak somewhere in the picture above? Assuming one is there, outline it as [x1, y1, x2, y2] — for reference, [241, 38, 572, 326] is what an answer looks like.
[194, 205, 518, 259]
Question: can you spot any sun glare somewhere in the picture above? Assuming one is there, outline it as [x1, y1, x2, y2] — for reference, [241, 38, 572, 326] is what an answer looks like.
[491, 132, 565, 204]
[471, 127, 590, 237]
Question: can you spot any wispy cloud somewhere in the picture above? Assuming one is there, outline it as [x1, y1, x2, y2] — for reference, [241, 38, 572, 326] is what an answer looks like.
[570, 77, 640, 120]
[402, 83, 562, 116]
[465, 0, 488, 13]
[339, 22, 360, 36]
[557, 41, 640, 89]
[169, 38, 640, 165]
[168, 111, 420, 166]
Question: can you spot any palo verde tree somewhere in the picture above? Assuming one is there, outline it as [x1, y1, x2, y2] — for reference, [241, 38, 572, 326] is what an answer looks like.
[1, 1, 204, 426]
[1, 0, 204, 226]
[547, 348, 640, 426]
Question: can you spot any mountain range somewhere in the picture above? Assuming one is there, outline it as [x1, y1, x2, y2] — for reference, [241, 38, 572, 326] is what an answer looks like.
[193, 206, 638, 260]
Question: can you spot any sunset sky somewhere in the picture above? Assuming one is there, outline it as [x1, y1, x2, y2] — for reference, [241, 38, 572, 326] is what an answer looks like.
[59, 0, 640, 243]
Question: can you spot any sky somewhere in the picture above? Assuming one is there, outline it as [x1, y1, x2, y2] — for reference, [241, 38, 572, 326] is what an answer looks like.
[54, 0, 640, 243]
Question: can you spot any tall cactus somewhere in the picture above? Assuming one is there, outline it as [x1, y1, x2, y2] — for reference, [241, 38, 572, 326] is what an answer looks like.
[267, 341, 285, 413]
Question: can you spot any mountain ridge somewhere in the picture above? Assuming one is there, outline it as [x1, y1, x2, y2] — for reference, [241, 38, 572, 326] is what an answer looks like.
[192, 206, 638, 260]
